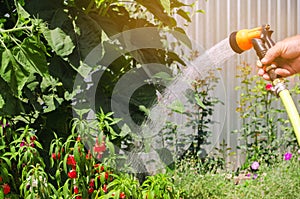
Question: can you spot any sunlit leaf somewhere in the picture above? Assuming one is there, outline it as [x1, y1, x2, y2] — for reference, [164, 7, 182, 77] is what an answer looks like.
[160, 0, 171, 14]
[43, 27, 75, 57]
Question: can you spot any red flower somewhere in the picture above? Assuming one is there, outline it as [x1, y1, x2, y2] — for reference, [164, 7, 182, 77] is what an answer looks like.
[2, 183, 10, 195]
[102, 184, 107, 193]
[52, 152, 61, 160]
[88, 187, 94, 195]
[94, 164, 104, 172]
[68, 169, 77, 179]
[105, 172, 109, 180]
[75, 196, 82, 199]
[86, 150, 92, 160]
[67, 155, 76, 166]
[93, 137, 106, 154]
[89, 179, 95, 187]
[93, 143, 106, 153]
[30, 136, 36, 142]
[265, 83, 273, 91]
[57, 152, 61, 160]
[74, 186, 79, 194]
[120, 192, 126, 199]
[0, 176, 2, 182]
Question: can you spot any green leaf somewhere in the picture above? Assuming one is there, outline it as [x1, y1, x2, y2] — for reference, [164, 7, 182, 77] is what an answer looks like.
[63, 179, 70, 196]
[167, 100, 184, 113]
[0, 156, 11, 168]
[0, 94, 4, 109]
[106, 139, 115, 155]
[0, 188, 4, 199]
[42, 94, 64, 113]
[194, 94, 206, 109]
[176, 9, 191, 22]
[0, 48, 28, 96]
[16, 1, 30, 19]
[139, 105, 150, 116]
[172, 28, 192, 49]
[153, 72, 173, 81]
[73, 141, 81, 165]
[34, 141, 43, 149]
[196, 9, 206, 14]
[160, 0, 171, 14]
[43, 27, 75, 57]
[13, 37, 48, 76]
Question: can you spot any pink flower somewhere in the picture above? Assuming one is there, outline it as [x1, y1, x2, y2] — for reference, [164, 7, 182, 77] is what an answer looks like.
[284, 152, 292, 161]
[252, 174, 258, 179]
[251, 161, 260, 170]
[265, 83, 273, 91]
[20, 140, 25, 147]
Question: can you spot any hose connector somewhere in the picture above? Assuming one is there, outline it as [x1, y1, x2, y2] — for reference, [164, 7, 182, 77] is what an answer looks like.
[273, 78, 287, 96]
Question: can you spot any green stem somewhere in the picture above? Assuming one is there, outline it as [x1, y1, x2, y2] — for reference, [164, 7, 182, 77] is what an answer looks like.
[0, 26, 32, 34]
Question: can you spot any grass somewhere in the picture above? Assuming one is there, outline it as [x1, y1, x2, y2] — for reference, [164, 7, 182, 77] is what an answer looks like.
[173, 155, 300, 199]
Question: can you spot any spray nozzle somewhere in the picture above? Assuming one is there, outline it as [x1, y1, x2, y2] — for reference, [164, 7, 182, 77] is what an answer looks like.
[229, 24, 274, 54]
[230, 24, 279, 81]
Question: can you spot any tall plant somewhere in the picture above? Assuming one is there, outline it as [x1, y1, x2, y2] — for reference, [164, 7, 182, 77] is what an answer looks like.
[234, 62, 298, 168]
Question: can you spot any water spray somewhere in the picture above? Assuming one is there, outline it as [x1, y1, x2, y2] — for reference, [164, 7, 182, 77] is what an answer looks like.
[230, 24, 300, 146]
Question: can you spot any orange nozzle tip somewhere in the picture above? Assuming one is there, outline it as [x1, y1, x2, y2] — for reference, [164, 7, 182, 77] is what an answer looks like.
[229, 26, 263, 53]
[236, 27, 262, 51]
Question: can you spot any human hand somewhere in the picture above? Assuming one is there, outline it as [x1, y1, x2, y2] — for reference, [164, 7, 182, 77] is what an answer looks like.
[257, 35, 300, 80]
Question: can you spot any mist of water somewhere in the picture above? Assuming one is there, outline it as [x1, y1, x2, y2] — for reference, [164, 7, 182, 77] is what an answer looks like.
[125, 37, 237, 174]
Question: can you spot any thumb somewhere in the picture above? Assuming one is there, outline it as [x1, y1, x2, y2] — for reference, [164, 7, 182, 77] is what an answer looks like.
[261, 43, 283, 64]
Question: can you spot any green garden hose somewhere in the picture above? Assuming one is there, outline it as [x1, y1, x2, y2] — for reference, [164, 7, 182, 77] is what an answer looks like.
[279, 89, 300, 145]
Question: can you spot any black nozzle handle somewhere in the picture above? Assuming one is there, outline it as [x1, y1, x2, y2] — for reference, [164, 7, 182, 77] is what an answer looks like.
[252, 38, 268, 60]
[252, 38, 280, 81]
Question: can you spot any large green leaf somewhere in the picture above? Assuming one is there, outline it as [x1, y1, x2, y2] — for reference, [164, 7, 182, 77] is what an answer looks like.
[0, 77, 21, 116]
[43, 27, 75, 57]
[0, 48, 28, 97]
[13, 37, 48, 76]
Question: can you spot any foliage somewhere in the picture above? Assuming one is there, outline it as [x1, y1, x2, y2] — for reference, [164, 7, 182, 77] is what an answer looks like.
[187, 68, 223, 156]
[0, 0, 200, 142]
[164, 67, 222, 159]
[0, 0, 207, 197]
[141, 173, 182, 199]
[234, 62, 298, 168]
[173, 149, 300, 199]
